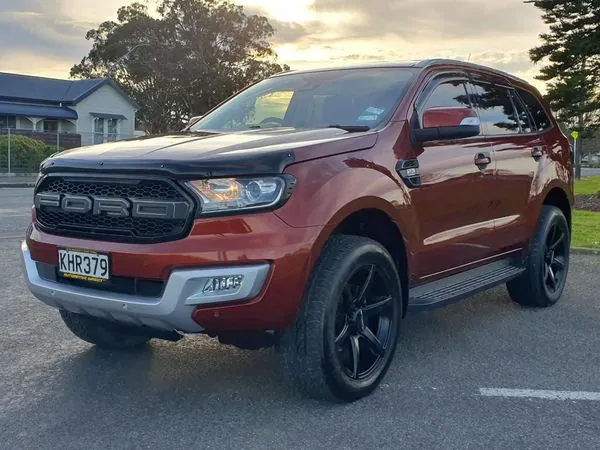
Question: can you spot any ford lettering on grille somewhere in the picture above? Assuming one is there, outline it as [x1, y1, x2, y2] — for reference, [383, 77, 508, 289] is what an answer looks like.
[34, 193, 190, 219]
[33, 176, 194, 243]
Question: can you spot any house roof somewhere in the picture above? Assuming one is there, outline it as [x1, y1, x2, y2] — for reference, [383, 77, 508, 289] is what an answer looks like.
[0, 102, 78, 120]
[0, 72, 138, 108]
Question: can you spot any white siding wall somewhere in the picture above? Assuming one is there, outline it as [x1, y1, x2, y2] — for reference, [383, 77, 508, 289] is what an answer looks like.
[61, 120, 77, 133]
[72, 84, 136, 146]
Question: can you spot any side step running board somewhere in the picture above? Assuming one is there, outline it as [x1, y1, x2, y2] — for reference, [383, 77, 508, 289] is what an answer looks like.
[408, 259, 525, 312]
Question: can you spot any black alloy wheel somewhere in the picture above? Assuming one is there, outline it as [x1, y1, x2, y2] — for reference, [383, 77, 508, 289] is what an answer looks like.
[507, 205, 570, 307]
[542, 220, 568, 297]
[280, 234, 403, 402]
[334, 265, 395, 381]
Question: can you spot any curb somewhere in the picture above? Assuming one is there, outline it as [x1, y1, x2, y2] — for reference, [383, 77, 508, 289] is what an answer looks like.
[571, 247, 600, 255]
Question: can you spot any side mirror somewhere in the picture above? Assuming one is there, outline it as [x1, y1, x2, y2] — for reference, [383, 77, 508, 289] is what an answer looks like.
[181, 115, 204, 131]
[413, 106, 481, 143]
[189, 115, 203, 125]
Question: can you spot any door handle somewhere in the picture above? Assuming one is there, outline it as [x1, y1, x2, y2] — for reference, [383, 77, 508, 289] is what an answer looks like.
[532, 147, 543, 159]
[474, 151, 492, 167]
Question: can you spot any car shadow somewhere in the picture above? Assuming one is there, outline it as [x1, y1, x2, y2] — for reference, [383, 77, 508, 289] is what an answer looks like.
[15, 288, 515, 402]
[3, 284, 571, 439]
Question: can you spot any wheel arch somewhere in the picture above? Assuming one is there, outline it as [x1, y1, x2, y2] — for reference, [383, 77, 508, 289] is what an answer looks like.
[542, 186, 572, 233]
[310, 201, 412, 318]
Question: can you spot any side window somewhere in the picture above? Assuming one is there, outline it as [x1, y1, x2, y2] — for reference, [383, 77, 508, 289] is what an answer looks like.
[509, 90, 534, 133]
[517, 88, 552, 131]
[422, 80, 471, 110]
[470, 82, 521, 135]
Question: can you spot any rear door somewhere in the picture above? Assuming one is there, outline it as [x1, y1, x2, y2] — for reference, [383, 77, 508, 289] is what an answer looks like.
[467, 77, 544, 253]
[409, 73, 498, 279]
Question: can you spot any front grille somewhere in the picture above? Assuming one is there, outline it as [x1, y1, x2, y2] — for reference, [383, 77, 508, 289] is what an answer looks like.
[35, 175, 195, 243]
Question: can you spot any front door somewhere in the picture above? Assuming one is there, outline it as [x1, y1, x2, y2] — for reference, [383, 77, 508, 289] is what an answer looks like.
[409, 75, 498, 280]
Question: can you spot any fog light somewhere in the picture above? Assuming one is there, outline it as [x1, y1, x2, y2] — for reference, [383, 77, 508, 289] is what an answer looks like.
[203, 275, 244, 294]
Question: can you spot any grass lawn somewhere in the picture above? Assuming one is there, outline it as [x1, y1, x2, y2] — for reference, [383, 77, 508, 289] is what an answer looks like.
[574, 175, 600, 196]
[572, 210, 600, 249]
[573, 175, 600, 249]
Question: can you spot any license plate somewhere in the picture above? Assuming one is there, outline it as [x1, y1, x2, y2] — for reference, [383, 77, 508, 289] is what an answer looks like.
[58, 248, 110, 283]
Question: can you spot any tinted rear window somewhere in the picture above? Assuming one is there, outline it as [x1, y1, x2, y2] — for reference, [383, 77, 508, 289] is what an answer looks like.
[470, 82, 521, 135]
[517, 88, 552, 131]
[510, 90, 534, 133]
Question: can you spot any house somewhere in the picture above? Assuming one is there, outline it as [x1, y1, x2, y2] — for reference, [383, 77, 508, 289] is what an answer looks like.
[0, 72, 138, 149]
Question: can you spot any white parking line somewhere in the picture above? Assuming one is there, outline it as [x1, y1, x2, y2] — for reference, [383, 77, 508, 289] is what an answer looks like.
[480, 388, 600, 401]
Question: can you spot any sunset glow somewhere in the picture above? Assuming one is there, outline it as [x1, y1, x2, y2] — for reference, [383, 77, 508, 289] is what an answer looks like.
[0, 0, 548, 91]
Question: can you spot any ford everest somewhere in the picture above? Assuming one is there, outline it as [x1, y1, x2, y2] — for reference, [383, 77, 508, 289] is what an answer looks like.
[21, 59, 573, 402]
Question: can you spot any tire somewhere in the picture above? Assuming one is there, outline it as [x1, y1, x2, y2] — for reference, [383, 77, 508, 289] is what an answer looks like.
[280, 234, 403, 402]
[506, 205, 570, 307]
[59, 310, 151, 350]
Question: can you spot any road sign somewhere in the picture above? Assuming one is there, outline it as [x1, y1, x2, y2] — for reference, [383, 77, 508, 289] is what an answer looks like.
[571, 130, 579, 140]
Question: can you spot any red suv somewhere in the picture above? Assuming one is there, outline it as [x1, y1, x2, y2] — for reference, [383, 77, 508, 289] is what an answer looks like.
[21, 59, 573, 402]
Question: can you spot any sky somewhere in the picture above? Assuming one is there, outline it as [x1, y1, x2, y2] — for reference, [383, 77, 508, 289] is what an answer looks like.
[0, 0, 549, 92]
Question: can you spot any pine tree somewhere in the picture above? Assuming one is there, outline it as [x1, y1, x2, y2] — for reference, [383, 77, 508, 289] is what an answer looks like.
[527, 0, 600, 178]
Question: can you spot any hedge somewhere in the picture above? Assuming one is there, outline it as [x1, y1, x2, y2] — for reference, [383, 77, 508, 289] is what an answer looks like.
[0, 135, 63, 173]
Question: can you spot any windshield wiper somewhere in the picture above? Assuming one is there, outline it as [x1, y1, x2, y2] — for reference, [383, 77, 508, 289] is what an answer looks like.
[327, 125, 371, 132]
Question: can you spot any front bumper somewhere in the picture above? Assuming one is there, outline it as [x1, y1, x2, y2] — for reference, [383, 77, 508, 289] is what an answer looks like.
[23, 211, 325, 331]
[20, 240, 270, 333]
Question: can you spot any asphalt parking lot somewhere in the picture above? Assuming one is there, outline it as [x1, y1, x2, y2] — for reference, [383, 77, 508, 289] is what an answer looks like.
[2, 188, 600, 449]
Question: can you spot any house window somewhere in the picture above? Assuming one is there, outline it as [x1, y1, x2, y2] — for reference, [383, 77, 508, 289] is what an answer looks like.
[43, 120, 58, 132]
[0, 115, 17, 129]
[94, 118, 105, 144]
[107, 119, 118, 141]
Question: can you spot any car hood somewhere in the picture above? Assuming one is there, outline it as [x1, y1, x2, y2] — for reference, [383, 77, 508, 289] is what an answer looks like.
[41, 127, 379, 178]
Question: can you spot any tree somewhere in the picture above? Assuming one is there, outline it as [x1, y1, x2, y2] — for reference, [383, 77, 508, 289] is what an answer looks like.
[71, 0, 290, 134]
[526, 0, 600, 178]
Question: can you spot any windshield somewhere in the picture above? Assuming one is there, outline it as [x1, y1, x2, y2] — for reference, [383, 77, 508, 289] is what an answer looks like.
[190, 67, 417, 133]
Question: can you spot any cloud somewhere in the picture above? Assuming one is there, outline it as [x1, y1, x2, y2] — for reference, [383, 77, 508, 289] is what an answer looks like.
[265, 0, 547, 90]
[0, 12, 90, 59]
[471, 51, 534, 75]
[0, 0, 128, 78]
[270, 20, 312, 43]
[0, 0, 548, 93]
[241, 5, 319, 44]
[0, 50, 76, 79]
[310, 0, 545, 42]
[0, 1, 43, 14]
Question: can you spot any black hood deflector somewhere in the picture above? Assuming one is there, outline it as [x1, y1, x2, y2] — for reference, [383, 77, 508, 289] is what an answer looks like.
[39, 128, 377, 179]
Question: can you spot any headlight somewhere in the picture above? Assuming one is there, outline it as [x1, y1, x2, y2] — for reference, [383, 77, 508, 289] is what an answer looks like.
[186, 175, 295, 215]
